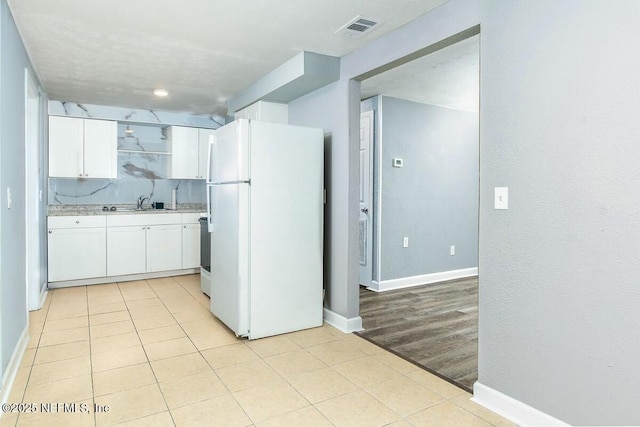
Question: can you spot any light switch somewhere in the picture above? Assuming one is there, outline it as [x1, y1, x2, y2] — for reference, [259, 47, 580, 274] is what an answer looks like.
[393, 158, 403, 168]
[495, 187, 508, 210]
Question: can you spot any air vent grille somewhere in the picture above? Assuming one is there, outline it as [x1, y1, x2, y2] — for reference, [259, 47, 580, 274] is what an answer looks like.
[336, 16, 381, 38]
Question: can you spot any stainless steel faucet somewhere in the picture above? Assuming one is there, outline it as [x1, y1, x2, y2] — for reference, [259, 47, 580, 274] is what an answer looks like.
[137, 195, 149, 210]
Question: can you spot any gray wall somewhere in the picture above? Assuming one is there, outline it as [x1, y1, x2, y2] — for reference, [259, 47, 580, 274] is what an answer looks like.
[377, 96, 478, 281]
[292, 0, 640, 423]
[289, 79, 362, 321]
[0, 0, 31, 373]
[478, 1, 640, 425]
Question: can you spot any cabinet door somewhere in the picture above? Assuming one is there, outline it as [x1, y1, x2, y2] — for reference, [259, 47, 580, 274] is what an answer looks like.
[146, 224, 182, 272]
[170, 126, 199, 179]
[198, 129, 214, 179]
[48, 227, 106, 281]
[182, 223, 201, 269]
[49, 116, 83, 178]
[84, 119, 117, 178]
[107, 226, 146, 276]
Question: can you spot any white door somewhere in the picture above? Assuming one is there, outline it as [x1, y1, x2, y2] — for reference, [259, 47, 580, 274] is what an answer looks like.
[359, 111, 374, 287]
[107, 226, 146, 276]
[83, 119, 117, 178]
[209, 182, 250, 336]
[170, 126, 199, 179]
[182, 223, 200, 269]
[25, 69, 42, 310]
[198, 129, 214, 179]
[48, 227, 106, 282]
[48, 116, 83, 178]
[146, 225, 183, 272]
[210, 119, 250, 183]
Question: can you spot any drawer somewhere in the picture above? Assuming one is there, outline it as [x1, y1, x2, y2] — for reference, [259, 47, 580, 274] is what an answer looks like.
[181, 213, 203, 224]
[106, 213, 182, 227]
[48, 215, 106, 229]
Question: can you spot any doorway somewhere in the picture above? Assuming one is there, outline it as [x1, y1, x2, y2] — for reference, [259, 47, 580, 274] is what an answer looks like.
[356, 34, 480, 391]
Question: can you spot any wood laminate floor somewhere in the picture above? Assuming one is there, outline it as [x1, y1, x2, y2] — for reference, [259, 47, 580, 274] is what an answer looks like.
[356, 277, 478, 392]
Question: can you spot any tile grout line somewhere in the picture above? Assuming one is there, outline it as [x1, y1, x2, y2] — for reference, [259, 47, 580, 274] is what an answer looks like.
[154, 276, 256, 425]
[84, 285, 99, 427]
[118, 278, 177, 426]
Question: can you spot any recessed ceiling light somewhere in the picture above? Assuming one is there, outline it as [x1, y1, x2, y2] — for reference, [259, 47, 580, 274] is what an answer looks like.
[153, 88, 169, 97]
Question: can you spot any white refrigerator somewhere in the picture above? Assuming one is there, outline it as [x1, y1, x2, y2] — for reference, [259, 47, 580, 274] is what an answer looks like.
[206, 118, 324, 339]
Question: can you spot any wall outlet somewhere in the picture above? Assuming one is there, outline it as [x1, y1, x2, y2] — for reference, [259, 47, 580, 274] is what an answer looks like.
[402, 237, 409, 248]
[450, 245, 455, 256]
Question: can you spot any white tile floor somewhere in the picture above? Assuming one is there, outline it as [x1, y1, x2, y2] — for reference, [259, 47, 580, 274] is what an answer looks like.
[0, 274, 514, 426]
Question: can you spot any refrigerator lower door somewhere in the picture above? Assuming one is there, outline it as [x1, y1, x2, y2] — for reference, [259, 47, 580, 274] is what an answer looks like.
[209, 182, 250, 337]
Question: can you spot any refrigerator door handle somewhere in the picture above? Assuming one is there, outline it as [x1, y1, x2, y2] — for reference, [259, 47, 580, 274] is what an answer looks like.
[206, 184, 213, 232]
[206, 134, 214, 183]
[209, 180, 251, 186]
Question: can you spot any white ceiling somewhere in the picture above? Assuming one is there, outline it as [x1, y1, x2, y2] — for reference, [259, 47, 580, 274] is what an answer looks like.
[361, 34, 479, 112]
[8, 0, 452, 116]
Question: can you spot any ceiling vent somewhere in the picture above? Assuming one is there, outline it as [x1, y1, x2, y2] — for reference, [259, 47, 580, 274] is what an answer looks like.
[336, 16, 381, 38]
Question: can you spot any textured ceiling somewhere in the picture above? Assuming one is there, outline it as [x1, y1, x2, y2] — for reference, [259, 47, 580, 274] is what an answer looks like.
[361, 34, 479, 112]
[8, 0, 449, 116]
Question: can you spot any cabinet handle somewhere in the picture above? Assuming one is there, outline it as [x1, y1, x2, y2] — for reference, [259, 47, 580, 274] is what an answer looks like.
[184, 225, 187, 228]
[142, 227, 146, 230]
[48, 230, 52, 234]
[76, 220, 80, 224]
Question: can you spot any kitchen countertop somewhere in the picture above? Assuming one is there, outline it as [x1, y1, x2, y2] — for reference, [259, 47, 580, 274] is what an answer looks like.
[48, 204, 206, 216]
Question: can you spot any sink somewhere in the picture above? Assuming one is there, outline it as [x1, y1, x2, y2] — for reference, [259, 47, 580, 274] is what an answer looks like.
[100, 206, 149, 212]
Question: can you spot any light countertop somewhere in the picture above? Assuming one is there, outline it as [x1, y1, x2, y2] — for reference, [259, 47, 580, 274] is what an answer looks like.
[48, 204, 206, 216]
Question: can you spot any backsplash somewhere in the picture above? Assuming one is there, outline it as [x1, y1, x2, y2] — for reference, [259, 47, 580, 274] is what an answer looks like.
[48, 100, 218, 206]
[48, 177, 204, 206]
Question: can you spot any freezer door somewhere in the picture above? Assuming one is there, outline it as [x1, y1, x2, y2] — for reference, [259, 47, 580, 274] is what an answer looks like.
[208, 119, 250, 183]
[209, 182, 250, 336]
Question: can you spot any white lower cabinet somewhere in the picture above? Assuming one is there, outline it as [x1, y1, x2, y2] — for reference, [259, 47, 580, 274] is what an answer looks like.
[48, 216, 107, 282]
[182, 214, 201, 269]
[106, 226, 147, 276]
[48, 212, 200, 284]
[147, 224, 183, 272]
[106, 213, 184, 276]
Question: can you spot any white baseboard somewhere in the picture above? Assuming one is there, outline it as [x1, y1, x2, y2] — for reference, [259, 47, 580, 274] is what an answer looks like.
[37, 284, 48, 310]
[0, 326, 29, 407]
[48, 268, 199, 289]
[472, 382, 570, 427]
[323, 308, 363, 333]
[368, 267, 478, 292]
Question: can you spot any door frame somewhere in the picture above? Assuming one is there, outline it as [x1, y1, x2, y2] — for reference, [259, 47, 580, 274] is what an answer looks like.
[25, 68, 45, 311]
[359, 110, 374, 287]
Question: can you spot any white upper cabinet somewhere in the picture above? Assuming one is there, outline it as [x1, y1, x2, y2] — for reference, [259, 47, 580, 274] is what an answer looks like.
[169, 126, 212, 179]
[234, 101, 288, 124]
[198, 128, 214, 180]
[169, 126, 199, 179]
[49, 116, 117, 178]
